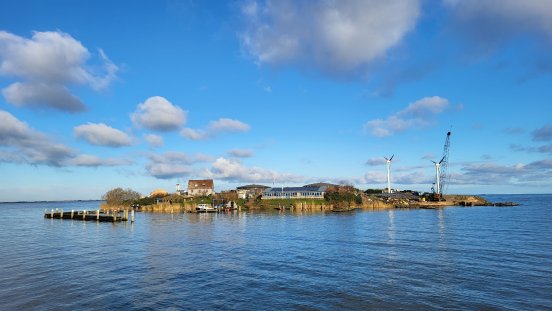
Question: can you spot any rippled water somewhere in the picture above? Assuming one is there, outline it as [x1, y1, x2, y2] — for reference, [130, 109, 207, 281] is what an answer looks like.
[0, 195, 551, 310]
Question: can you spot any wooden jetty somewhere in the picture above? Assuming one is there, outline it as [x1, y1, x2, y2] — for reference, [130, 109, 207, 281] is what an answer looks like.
[44, 209, 134, 223]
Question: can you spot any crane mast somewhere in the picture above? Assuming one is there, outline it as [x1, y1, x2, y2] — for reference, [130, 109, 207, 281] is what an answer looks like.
[439, 132, 451, 195]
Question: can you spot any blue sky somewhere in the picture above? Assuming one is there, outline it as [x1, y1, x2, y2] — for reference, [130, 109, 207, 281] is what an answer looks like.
[1, 0, 551, 201]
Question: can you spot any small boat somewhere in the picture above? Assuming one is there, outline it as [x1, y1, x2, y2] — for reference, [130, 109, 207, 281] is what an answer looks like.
[196, 204, 217, 213]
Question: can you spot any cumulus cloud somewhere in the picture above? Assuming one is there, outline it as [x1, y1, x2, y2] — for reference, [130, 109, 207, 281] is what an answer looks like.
[0, 109, 74, 166]
[144, 134, 163, 147]
[74, 123, 132, 147]
[146, 151, 213, 179]
[240, 0, 421, 77]
[227, 148, 254, 158]
[0, 30, 118, 112]
[204, 157, 302, 183]
[0, 109, 128, 167]
[365, 96, 450, 137]
[2, 82, 85, 112]
[181, 118, 250, 140]
[131, 96, 187, 131]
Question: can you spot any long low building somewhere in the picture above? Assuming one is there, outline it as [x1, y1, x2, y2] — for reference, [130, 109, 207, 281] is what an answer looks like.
[262, 186, 328, 200]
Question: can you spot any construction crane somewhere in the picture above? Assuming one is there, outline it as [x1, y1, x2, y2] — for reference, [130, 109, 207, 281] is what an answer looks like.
[439, 131, 451, 195]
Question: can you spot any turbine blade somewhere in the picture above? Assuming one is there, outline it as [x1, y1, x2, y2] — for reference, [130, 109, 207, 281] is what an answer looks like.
[384, 157, 388, 161]
[439, 156, 445, 164]
[390, 154, 394, 161]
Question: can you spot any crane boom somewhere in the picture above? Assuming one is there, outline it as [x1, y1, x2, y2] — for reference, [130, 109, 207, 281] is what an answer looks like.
[439, 132, 451, 194]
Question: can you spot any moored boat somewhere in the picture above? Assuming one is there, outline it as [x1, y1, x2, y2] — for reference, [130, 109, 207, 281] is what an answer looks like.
[196, 204, 217, 213]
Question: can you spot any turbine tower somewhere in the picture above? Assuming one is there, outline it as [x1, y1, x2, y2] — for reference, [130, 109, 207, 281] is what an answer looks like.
[431, 156, 445, 195]
[384, 155, 394, 194]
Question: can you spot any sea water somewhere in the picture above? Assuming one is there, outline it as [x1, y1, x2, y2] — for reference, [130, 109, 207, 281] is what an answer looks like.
[0, 194, 550, 310]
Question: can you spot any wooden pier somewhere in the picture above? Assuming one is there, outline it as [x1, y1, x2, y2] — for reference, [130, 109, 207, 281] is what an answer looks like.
[44, 209, 134, 222]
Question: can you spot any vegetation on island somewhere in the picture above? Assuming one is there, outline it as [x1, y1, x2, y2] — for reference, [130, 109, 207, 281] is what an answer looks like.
[101, 184, 499, 212]
[324, 185, 363, 205]
[102, 187, 141, 206]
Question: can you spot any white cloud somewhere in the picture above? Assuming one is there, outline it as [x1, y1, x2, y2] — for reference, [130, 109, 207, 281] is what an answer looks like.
[365, 96, 450, 137]
[147, 163, 194, 179]
[241, 0, 421, 76]
[365, 157, 387, 166]
[0, 109, 74, 166]
[209, 118, 251, 132]
[74, 123, 132, 147]
[131, 96, 187, 131]
[180, 128, 209, 141]
[2, 82, 85, 112]
[227, 149, 254, 158]
[204, 157, 302, 183]
[0, 110, 130, 167]
[181, 118, 250, 141]
[338, 169, 432, 186]
[0, 30, 118, 112]
[452, 160, 552, 185]
[67, 154, 132, 167]
[144, 134, 164, 147]
[146, 151, 213, 179]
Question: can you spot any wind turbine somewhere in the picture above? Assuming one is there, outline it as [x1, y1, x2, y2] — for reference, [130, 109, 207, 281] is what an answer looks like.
[431, 156, 445, 195]
[384, 155, 394, 194]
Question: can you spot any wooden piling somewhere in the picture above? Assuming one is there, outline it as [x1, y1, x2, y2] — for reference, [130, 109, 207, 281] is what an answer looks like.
[83, 210, 87, 220]
[51, 209, 54, 218]
[131, 210, 135, 223]
[71, 209, 74, 219]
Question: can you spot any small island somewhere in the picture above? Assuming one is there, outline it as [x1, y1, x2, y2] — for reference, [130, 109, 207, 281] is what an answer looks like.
[99, 179, 517, 214]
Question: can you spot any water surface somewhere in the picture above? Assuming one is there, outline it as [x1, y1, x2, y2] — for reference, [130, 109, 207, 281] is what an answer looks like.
[0, 195, 551, 310]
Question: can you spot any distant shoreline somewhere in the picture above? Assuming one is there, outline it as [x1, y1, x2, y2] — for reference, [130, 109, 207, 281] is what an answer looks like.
[0, 200, 103, 204]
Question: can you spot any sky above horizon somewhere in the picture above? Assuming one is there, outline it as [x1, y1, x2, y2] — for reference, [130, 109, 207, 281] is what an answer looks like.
[1, 0, 552, 201]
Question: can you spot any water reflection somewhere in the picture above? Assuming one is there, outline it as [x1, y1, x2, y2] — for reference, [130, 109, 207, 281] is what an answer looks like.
[387, 209, 396, 243]
[438, 208, 446, 240]
[386, 209, 397, 262]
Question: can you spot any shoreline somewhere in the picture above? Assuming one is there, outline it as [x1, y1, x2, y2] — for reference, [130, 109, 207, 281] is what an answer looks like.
[109, 194, 519, 214]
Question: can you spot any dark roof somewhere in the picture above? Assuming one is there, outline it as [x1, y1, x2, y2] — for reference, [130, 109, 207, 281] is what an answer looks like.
[264, 186, 327, 193]
[237, 184, 270, 190]
[303, 182, 337, 188]
[188, 179, 214, 189]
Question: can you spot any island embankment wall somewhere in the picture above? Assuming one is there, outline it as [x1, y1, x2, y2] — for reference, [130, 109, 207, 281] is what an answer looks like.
[250, 198, 393, 211]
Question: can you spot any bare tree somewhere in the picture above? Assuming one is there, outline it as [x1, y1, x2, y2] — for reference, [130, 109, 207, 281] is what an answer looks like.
[102, 187, 141, 206]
